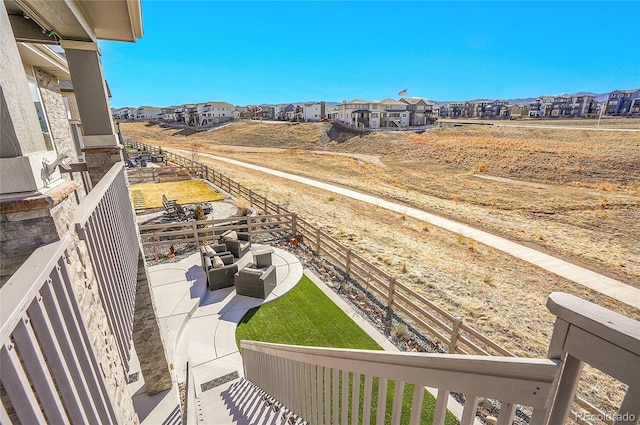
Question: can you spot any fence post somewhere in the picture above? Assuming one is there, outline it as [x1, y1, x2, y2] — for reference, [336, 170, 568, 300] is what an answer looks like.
[345, 249, 352, 276]
[448, 318, 462, 354]
[387, 277, 396, 308]
[291, 214, 297, 236]
[263, 196, 268, 214]
[248, 189, 253, 205]
[316, 229, 322, 255]
[247, 216, 253, 242]
[192, 221, 200, 246]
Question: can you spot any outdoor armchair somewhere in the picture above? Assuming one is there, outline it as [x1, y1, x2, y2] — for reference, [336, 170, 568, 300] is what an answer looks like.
[234, 264, 276, 299]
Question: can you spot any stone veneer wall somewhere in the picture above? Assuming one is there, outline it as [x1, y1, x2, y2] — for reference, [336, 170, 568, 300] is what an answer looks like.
[34, 68, 79, 162]
[133, 250, 174, 394]
[84, 147, 124, 187]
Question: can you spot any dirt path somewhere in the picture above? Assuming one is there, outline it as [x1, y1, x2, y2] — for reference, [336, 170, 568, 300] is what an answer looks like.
[174, 147, 640, 309]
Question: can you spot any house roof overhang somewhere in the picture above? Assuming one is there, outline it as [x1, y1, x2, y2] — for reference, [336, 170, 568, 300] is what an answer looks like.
[6, 0, 143, 43]
[17, 42, 70, 79]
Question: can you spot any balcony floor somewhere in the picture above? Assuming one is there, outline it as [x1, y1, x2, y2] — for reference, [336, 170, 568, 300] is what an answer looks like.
[129, 245, 303, 424]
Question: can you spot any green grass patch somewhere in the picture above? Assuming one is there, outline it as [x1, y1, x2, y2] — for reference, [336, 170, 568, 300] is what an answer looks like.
[236, 276, 459, 425]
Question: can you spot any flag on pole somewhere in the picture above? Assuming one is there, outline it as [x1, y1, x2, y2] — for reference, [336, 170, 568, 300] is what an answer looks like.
[398, 89, 407, 97]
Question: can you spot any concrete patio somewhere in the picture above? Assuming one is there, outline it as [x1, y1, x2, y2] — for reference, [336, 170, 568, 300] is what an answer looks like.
[128, 245, 303, 425]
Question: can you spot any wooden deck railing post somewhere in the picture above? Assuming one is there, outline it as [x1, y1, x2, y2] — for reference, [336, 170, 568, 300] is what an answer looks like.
[448, 318, 462, 354]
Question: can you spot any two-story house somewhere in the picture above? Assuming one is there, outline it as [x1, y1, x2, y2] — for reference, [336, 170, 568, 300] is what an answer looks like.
[196, 101, 235, 125]
[303, 102, 326, 122]
[400, 97, 435, 125]
[136, 105, 161, 120]
[159, 106, 179, 123]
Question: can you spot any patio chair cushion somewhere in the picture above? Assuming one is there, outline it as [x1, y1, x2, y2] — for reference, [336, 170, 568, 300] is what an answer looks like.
[239, 242, 250, 251]
[225, 230, 238, 241]
[212, 256, 224, 269]
[204, 245, 216, 255]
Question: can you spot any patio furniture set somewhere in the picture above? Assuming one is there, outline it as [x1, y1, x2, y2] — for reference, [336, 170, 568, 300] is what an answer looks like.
[200, 230, 276, 299]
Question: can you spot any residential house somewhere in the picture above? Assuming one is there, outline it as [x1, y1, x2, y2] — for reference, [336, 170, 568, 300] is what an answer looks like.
[112, 106, 136, 120]
[605, 89, 640, 116]
[509, 104, 527, 119]
[570, 94, 597, 118]
[260, 105, 276, 120]
[400, 97, 435, 125]
[490, 100, 510, 119]
[136, 105, 161, 120]
[445, 102, 465, 118]
[336, 99, 409, 129]
[303, 101, 326, 121]
[463, 100, 493, 118]
[196, 101, 235, 125]
[159, 106, 179, 123]
[528, 96, 555, 118]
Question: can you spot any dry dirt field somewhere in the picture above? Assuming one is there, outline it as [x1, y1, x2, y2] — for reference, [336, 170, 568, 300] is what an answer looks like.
[122, 120, 640, 412]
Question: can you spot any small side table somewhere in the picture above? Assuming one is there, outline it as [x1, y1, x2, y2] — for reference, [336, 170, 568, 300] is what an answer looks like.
[251, 246, 274, 268]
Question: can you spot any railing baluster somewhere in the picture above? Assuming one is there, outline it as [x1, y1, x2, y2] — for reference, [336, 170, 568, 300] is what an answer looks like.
[391, 381, 405, 425]
[0, 344, 47, 424]
[351, 372, 360, 425]
[51, 264, 116, 424]
[616, 387, 640, 425]
[497, 402, 516, 425]
[324, 366, 331, 424]
[432, 388, 449, 425]
[41, 279, 101, 423]
[376, 377, 388, 425]
[409, 385, 424, 425]
[332, 368, 339, 425]
[12, 317, 68, 424]
[362, 374, 373, 425]
[460, 394, 479, 425]
[28, 294, 89, 423]
[341, 370, 349, 425]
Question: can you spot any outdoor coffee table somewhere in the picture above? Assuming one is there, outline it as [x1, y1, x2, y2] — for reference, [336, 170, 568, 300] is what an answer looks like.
[251, 246, 274, 268]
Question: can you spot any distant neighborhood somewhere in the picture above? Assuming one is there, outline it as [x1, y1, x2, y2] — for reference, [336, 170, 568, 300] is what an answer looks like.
[112, 88, 640, 131]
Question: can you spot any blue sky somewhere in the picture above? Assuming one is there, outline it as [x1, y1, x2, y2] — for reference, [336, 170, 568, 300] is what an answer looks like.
[101, 1, 640, 108]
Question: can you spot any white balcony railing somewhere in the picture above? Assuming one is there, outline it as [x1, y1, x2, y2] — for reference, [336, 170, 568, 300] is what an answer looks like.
[242, 293, 640, 425]
[0, 235, 118, 424]
[74, 162, 140, 373]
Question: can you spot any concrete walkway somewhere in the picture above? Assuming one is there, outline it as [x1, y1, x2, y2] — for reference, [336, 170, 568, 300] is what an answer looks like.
[129, 246, 303, 424]
[179, 149, 640, 309]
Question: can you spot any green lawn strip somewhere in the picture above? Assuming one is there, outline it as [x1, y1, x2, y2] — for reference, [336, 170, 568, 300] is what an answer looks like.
[236, 275, 460, 425]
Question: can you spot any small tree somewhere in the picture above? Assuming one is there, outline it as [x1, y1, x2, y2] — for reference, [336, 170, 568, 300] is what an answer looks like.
[190, 140, 205, 168]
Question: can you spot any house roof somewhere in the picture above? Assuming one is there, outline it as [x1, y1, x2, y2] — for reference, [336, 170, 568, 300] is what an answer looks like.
[400, 97, 433, 105]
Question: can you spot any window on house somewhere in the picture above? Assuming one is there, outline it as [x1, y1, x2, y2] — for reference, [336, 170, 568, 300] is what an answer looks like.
[27, 75, 53, 150]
